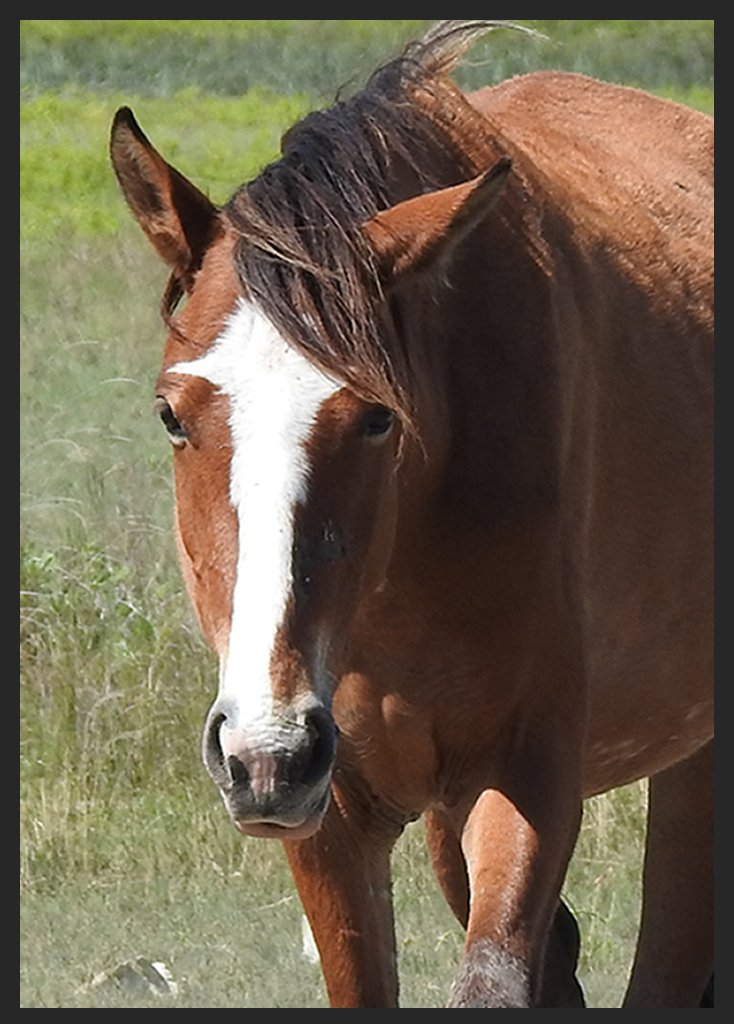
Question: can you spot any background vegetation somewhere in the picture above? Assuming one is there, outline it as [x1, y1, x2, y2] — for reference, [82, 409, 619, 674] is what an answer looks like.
[20, 20, 713, 1008]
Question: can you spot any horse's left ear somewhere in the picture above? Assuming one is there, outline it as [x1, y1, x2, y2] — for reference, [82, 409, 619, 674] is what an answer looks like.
[363, 157, 511, 284]
[110, 107, 221, 292]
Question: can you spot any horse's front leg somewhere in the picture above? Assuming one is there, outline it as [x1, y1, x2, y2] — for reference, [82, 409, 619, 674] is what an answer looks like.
[623, 739, 714, 1007]
[283, 774, 402, 1008]
[426, 806, 585, 1007]
[446, 731, 583, 1008]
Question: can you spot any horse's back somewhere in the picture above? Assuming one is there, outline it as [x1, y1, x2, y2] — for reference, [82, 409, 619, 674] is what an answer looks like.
[469, 72, 713, 792]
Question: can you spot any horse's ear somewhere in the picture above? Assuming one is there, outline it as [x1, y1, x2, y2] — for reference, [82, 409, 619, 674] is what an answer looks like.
[110, 107, 221, 290]
[363, 157, 511, 285]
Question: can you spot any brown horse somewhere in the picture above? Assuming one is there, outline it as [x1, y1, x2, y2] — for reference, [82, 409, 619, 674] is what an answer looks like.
[110, 21, 713, 1007]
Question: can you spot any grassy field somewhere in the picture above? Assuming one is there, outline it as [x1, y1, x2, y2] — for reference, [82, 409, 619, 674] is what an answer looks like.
[20, 21, 713, 1008]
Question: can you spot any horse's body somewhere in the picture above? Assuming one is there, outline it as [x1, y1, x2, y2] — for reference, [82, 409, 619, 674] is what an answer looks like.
[111, 22, 713, 1007]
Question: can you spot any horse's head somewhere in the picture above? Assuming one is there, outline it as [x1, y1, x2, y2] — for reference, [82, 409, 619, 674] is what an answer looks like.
[110, 107, 508, 838]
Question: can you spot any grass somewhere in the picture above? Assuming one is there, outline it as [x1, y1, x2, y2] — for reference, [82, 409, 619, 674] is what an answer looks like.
[20, 20, 710, 1008]
[19, 799, 645, 1008]
[20, 90, 313, 243]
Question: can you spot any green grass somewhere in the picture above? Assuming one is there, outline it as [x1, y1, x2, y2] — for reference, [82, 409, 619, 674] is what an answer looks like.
[20, 90, 313, 243]
[20, 20, 710, 1008]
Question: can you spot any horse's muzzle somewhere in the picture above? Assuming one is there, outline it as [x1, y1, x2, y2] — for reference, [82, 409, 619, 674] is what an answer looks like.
[202, 697, 337, 839]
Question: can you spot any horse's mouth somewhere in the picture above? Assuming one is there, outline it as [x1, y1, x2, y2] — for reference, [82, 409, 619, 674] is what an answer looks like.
[233, 817, 323, 840]
[227, 782, 332, 841]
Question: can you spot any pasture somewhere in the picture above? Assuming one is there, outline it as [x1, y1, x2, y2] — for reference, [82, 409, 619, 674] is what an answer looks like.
[20, 21, 713, 1008]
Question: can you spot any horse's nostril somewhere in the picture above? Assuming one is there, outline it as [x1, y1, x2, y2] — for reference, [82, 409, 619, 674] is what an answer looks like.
[299, 706, 338, 786]
[227, 753, 250, 787]
[204, 710, 252, 789]
[203, 710, 227, 778]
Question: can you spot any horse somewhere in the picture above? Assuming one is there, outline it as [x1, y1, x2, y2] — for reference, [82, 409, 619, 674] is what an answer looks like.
[109, 20, 713, 1007]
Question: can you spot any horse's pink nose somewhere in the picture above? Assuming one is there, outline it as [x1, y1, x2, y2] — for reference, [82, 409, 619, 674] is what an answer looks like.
[202, 698, 337, 829]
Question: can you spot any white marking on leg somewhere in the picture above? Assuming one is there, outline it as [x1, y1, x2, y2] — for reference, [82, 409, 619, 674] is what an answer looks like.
[169, 299, 340, 731]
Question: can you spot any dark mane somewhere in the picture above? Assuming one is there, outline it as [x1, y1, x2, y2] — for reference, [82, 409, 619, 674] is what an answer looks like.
[224, 21, 519, 428]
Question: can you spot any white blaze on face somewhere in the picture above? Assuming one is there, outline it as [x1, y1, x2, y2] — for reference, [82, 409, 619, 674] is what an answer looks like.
[169, 299, 340, 727]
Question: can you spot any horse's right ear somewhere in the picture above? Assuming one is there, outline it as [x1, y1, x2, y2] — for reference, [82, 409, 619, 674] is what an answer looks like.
[363, 157, 511, 287]
[110, 107, 221, 291]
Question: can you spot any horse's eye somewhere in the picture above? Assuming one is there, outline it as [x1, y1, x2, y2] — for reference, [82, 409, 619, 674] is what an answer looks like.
[361, 405, 395, 441]
[154, 396, 187, 447]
